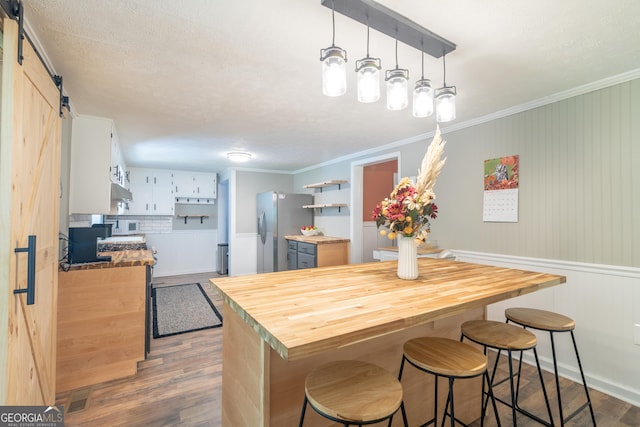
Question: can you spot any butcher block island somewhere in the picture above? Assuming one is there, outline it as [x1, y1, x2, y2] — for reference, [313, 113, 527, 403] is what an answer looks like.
[57, 249, 155, 392]
[210, 258, 565, 426]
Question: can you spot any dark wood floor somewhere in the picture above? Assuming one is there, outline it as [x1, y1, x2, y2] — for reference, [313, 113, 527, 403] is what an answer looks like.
[55, 271, 640, 426]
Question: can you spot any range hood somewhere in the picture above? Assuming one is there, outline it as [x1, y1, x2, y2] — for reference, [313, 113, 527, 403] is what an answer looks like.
[110, 183, 133, 201]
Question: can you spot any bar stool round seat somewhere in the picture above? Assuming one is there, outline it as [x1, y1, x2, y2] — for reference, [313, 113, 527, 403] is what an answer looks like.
[506, 307, 574, 331]
[299, 360, 407, 426]
[462, 319, 537, 351]
[461, 320, 554, 427]
[404, 336, 487, 377]
[505, 307, 597, 426]
[398, 337, 499, 427]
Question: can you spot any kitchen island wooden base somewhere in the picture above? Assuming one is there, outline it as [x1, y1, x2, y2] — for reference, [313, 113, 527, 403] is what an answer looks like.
[212, 258, 565, 427]
[222, 302, 484, 426]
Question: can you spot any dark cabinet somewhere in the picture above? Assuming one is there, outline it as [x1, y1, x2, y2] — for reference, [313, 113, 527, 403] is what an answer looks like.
[287, 240, 317, 270]
[286, 237, 349, 270]
[287, 240, 298, 270]
[297, 242, 317, 269]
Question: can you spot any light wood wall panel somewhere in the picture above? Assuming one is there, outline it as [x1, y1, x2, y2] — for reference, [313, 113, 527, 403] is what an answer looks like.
[432, 79, 639, 267]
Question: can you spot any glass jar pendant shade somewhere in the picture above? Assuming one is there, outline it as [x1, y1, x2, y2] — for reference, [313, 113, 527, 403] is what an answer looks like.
[435, 52, 457, 122]
[413, 50, 433, 117]
[413, 79, 434, 117]
[321, 47, 347, 96]
[357, 59, 381, 102]
[320, 1, 347, 97]
[435, 86, 456, 122]
[386, 69, 409, 110]
[385, 38, 409, 110]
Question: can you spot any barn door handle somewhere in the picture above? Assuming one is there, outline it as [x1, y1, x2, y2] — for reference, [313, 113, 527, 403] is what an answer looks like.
[14, 235, 36, 305]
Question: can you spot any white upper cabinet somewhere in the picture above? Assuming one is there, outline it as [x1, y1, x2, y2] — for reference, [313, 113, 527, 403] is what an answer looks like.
[194, 172, 216, 198]
[69, 115, 127, 214]
[127, 168, 174, 215]
[173, 171, 195, 198]
[173, 170, 217, 202]
[110, 130, 127, 187]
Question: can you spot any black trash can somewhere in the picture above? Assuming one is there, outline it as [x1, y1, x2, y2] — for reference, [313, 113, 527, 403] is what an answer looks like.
[217, 243, 228, 275]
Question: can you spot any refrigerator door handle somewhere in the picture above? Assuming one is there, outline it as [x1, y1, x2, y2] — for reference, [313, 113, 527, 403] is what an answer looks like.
[258, 211, 267, 244]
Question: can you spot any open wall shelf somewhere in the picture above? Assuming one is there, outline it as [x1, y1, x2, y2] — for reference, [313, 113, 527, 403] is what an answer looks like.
[177, 214, 209, 224]
[302, 203, 347, 212]
[303, 180, 347, 192]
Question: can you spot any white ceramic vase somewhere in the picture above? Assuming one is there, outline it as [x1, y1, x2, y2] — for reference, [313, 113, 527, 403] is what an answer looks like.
[397, 235, 419, 280]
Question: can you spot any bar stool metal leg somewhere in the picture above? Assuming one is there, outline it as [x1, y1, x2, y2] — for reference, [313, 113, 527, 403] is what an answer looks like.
[399, 337, 498, 427]
[505, 308, 597, 426]
[548, 329, 597, 426]
[461, 320, 555, 427]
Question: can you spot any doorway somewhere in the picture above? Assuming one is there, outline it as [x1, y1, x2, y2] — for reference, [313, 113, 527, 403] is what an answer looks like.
[350, 152, 400, 264]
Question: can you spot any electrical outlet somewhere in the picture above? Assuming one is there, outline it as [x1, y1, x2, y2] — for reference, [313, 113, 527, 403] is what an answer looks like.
[634, 323, 640, 346]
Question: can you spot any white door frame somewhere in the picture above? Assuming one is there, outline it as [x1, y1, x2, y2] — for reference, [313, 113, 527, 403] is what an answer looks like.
[349, 151, 401, 264]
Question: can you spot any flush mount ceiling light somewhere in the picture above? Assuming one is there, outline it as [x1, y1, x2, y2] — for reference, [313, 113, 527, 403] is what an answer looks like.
[320, 0, 347, 97]
[435, 52, 457, 123]
[413, 49, 434, 118]
[385, 37, 409, 110]
[355, 22, 381, 103]
[227, 152, 252, 162]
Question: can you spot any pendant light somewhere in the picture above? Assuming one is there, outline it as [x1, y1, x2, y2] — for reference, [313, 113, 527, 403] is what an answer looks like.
[355, 21, 381, 103]
[435, 52, 457, 122]
[412, 48, 434, 118]
[385, 36, 409, 110]
[320, 0, 347, 97]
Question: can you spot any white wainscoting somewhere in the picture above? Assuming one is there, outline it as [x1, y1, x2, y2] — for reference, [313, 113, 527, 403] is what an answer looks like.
[230, 233, 258, 277]
[146, 230, 217, 277]
[452, 250, 640, 406]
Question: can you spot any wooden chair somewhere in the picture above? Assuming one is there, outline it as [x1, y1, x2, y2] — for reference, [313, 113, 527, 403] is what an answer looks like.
[298, 360, 408, 426]
[461, 320, 555, 427]
[505, 307, 597, 426]
[395, 337, 500, 427]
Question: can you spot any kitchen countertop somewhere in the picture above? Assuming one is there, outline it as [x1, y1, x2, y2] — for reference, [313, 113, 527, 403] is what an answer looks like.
[284, 235, 350, 244]
[60, 249, 155, 271]
[211, 257, 565, 361]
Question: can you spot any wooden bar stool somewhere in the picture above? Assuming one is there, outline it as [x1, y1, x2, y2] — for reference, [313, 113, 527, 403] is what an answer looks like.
[396, 337, 500, 427]
[461, 320, 555, 427]
[505, 307, 597, 426]
[298, 360, 408, 426]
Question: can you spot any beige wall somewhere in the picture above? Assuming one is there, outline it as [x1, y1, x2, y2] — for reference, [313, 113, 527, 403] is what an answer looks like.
[292, 77, 640, 268]
[434, 78, 640, 267]
[235, 170, 293, 234]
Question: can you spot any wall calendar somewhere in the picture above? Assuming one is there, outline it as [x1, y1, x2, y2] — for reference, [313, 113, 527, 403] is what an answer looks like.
[483, 155, 519, 222]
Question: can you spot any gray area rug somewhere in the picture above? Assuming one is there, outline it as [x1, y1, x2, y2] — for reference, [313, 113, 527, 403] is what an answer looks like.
[152, 283, 222, 338]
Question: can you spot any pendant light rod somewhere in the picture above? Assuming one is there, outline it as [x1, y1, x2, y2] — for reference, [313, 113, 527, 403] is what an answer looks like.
[394, 37, 399, 68]
[321, 0, 456, 59]
[366, 19, 370, 56]
[331, 0, 336, 46]
[442, 50, 447, 85]
[420, 44, 425, 79]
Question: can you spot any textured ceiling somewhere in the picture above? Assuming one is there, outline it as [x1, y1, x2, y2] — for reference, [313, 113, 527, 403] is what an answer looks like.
[23, 0, 640, 172]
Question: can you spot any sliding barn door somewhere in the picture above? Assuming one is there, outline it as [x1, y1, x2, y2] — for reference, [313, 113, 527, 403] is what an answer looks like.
[1, 17, 61, 404]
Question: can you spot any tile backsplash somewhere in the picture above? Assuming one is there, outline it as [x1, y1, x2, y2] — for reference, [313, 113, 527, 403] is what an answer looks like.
[69, 214, 173, 233]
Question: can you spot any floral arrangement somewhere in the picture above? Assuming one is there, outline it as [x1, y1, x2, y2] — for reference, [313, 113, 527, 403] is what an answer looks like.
[372, 127, 447, 243]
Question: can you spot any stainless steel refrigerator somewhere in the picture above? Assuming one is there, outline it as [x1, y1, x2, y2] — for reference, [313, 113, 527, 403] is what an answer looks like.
[257, 191, 313, 273]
